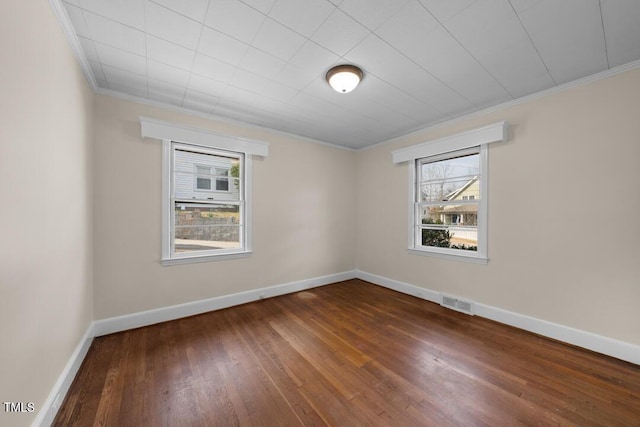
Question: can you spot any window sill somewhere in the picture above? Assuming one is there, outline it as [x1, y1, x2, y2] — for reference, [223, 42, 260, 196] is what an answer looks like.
[408, 248, 488, 264]
[161, 250, 252, 266]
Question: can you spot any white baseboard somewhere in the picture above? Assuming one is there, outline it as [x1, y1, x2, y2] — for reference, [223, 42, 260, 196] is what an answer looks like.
[356, 270, 442, 304]
[474, 303, 640, 366]
[34, 269, 639, 427]
[355, 270, 640, 366]
[94, 270, 357, 336]
[35, 270, 356, 425]
[32, 323, 95, 427]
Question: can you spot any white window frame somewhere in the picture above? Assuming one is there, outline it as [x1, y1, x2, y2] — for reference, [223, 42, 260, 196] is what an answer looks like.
[413, 146, 486, 262]
[392, 121, 508, 264]
[140, 117, 269, 266]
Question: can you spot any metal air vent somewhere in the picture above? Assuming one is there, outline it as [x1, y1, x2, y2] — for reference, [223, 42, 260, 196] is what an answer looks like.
[441, 294, 474, 315]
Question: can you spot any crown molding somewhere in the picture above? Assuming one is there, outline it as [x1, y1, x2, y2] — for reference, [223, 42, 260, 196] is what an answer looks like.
[49, 0, 355, 152]
[48, 0, 640, 153]
[95, 87, 356, 151]
[49, 0, 98, 92]
[364, 59, 640, 151]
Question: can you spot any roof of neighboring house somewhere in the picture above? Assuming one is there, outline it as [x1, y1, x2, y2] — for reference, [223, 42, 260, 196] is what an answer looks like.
[445, 176, 478, 201]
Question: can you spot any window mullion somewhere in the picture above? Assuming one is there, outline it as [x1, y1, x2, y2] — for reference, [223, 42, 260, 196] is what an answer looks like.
[174, 199, 241, 205]
[418, 200, 480, 207]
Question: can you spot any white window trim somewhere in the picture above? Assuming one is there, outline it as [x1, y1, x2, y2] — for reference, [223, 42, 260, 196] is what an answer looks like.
[392, 121, 508, 264]
[140, 117, 269, 266]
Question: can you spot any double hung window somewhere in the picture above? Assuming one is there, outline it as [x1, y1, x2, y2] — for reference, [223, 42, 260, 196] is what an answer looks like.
[139, 117, 269, 265]
[415, 147, 482, 256]
[392, 121, 508, 263]
[173, 143, 244, 258]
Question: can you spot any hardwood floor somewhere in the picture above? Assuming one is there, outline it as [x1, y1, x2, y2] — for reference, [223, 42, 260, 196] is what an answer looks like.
[55, 280, 640, 426]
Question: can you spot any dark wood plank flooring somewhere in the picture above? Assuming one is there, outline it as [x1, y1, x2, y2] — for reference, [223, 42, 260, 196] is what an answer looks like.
[54, 279, 640, 426]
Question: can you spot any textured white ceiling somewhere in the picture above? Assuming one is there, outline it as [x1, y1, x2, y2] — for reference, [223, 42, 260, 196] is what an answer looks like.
[56, 0, 640, 148]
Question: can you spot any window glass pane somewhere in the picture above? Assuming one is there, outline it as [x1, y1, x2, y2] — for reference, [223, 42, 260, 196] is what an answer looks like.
[420, 205, 478, 251]
[174, 149, 241, 201]
[420, 177, 479, 202]
[174, 204, 241, 253]
[215, 168, 230, 191]
[216, 178, 229, 191]
[196, 177, 211, 190]
[419, 153, 479, 202]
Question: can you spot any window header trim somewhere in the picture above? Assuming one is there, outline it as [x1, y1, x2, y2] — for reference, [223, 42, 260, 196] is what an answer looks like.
[140, 116, 269, 157]
[392, 121, 507, 164]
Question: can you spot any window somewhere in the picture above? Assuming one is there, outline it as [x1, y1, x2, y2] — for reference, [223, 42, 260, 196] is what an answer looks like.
[392, 121, 508, 263]
[195, 165, 212, 190]
[139, 116, 269, 265]
[194, 165, 230, 192]
[215, 168, 230, 191]
[416, 147, 481, 255]
[174, 144, 243, 258]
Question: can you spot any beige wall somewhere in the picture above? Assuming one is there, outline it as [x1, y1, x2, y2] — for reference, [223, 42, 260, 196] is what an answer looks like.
[3, 2, 640, 423]
[0, 1, 94, 426]
[356, 68, 640, 346]
[92, 95, 356, 319]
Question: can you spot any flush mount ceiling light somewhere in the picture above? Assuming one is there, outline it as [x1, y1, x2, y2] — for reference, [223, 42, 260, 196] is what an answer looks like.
[326, 64, 363, 93]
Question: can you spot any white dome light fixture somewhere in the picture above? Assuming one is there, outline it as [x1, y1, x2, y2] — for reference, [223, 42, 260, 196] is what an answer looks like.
[326, 64, 363, 93]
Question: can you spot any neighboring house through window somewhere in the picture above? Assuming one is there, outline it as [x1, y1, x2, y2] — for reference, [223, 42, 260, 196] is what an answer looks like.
[392, 122, 508, 263]
[140, 117, 269, 265]
[417, 147, 480, 251]
[196, 165, 212, 190]
[194, 165, 230, 192]
[215, 168, 230, 191]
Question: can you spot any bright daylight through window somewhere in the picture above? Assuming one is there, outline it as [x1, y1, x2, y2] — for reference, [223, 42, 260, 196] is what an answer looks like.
[174, 144, 243, 257]
[416, 147, 481, 253]
[139, 117, 269, 266]
[392, 121, 508, 263]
